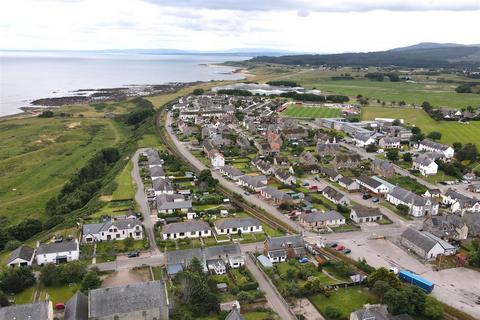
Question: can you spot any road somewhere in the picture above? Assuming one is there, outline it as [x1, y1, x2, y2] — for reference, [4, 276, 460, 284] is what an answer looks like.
[131, 149, 160, 254]
[245, 254, 297, 320]
[166, 113, 302, 233]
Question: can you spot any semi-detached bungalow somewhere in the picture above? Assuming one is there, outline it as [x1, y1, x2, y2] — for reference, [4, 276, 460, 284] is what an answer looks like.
[321, 186, 350, 206]
[338, 176, 359, 191]
[274, 169, 296, 185]
[214, 217, 263, 235]
[238, 175, 267, 192]
[356, 175, 390, 195]
[161, 220, 211, 240]
[219, 166, 244, 181]
[260, 187, 293, 204]
[263, 235, 306, 263]
[156, 194, 192, 214]
[300, 210, 346, 229]
[350, 204, 383, 223]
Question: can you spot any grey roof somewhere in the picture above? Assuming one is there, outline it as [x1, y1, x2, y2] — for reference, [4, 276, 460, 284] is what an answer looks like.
[390, 187, 429, 206]
[261, 187, 292, 201]
[88, 281, 168, 318]
[444, 188, 472, 202]
[266, 235, 304, 251]
[420, 139, 450, 151]
[414, 154, 436, 167]
[338, 176, 355, 186]
[162, 220, 210, 234]
[214, 217, 261, 230]
[357, 175, 383, 189]
[225, 308, 244, 320]
[221, 166, 244, 177]
[156, 194, 192, 210]
[303, 210, 344, 223]
[37, 240, 78, 255]
[64, 291, 88, 320]
[238, 175, 267, 188]
[354, 132, 374, 142]
[323, 168, 341, 179]
[316, 143, 340, 153]
[166, 248, 203, 265]
[7, 245, 35, 264]
[152, 178, 173, 192]
[372, 158, 395, 171]
[205, 243, 242, 260]
[149, 165, 165, 177]
[401, 228, 437, 252]
[380, 136, 401, 144]
[322, 186, 346, 201]
[83, 218, 141, 236]
[146, 149, 163, 166]
[0, 302, 51, 320]
[274, 169, 293, 181]
[352, 204, 382, 218]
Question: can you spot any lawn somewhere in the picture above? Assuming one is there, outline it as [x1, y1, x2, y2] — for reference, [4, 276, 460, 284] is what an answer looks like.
[152, 267, 163, 280]
[0, 116, 123, 227]
[44, 284, 80, 305]
[386, 175, 427, 195]
[310, 287, 378, 320]
[111, 160, 135, 200]
[13, 286, 36, 304]
[362, 106, 480, 148]
[280, 105, 341, 118]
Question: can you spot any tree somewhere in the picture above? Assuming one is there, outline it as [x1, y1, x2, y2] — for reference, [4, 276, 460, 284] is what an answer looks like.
[40, 264, 60, 286]
[38, 110, 54, 118]
[397, 204, 409, 215]
[392, 119, 402, 126]
[367, 268, 402, 289]
[324, 306, 342, 319]
[80, 271, 102, 292]
[456, 143, 478, 162]
[0, 291, 9, 307]
[423, 296, 444, 320]
[0, 267, 36, 294]
[8, 219, 43, 241]
[4, 240, 21, 251]
[453, 142, 463, 152]
[123, 237, 134, 250]
[366, 144, 378, 153]
[411, 126, 422, 135]
[384, 289, 411, 315]
[372, 280, 392, 302]
[404, 286, 426, 315]
[193, 88, 204, 95]
[427, 132, 442, 141]
[402, 152, 412, 162]
[386, 149, 399, 162]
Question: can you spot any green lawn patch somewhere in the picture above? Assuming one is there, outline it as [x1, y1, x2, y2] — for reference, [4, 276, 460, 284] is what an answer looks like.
[45, 284, 80, 304]
[111, 160, 135, 200]
[281, 105, 341, 118]
[13, 286, 36, 305]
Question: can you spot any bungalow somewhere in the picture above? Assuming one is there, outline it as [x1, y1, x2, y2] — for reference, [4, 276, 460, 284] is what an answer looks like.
[161, 220, 211, 240]
[322, 168, 342, 182]
[36, 240, 80, 265]
[273, 156, 289, 166]
[353, 132, 376, 148]
[238, 175, 268, 192]
[166, 248, 206, 277]
[260, 187, 293, 205]
[418, 139, 454, 159]
[316, 143, 341, 157]
[153, 178, 174, 195]
[378, 137, 401, 149]
[371, 158, 396, 178]
[424, 188, 442, 198]
[274, 169, 296, 185]
[214, 217, 262, 235]
[386, 186, 439, 217]
[205, 243, 245, 274]
[442, 189, 468, 205]
[264, 235, 306, 263]
[350, 204, 383, 223]
[412, 155, 438, 176]
[6, 245, 35, 267]
[400, 227, 456, 260]
[338, 176, 360, 191]
[156, 194, 193, 214]
[253, 158, 275, 175]
[300, 210, 346, 229]
[146, 149, 163, 167]
[82, 218, 143, 243]
[423, 215, 468, 241]
[333, 153, 362, 169]
[356, 175, 390, 195]
[321, 186, 350, 206]
[149, 166, 166, 180]
[299, 151, 318, 166]
[219, 166, 244, 181]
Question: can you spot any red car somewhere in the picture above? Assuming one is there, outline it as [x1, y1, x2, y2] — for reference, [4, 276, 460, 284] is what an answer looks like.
[55, 303, 65, 310]
[335, 245, 345, 251]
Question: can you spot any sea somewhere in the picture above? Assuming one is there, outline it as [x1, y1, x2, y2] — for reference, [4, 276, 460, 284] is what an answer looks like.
[0, 51, 249, 116]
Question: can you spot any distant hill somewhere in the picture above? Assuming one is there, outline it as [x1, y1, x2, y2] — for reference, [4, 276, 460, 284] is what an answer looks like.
[249, 43, 480, 68]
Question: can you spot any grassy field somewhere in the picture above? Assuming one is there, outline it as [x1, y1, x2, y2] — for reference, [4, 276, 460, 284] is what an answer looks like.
[284, 69, 480, 109]
[280, 105, 341, 118]
[362, 106, 480, 147]
[111, 160, 135, 200]
[0, 117, 123, 226]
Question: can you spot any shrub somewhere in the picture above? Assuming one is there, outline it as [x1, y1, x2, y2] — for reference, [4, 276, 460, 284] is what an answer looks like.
[0, 267, 36, 294]
[324, 306, 342, 319]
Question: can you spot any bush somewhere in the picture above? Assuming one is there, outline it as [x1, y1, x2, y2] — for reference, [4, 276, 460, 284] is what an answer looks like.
[238, 281, 258, 291]
[80, 271, 102, 292]
[38, 110, 54, 118]
[324, 306, 342, 319]
[193, 88, 204, 95]
[4, 240, 21, 251]
[0, 267, 36, 294]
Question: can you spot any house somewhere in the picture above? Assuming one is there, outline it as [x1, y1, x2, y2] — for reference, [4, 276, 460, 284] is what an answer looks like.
[321, 186, 350, 206]
[351, 304, 414, 320]
[82, 218, 143, 243]
[274, 156, 289, 166]
[274, 169, 296, 185]
[205, 243, 245, 274]
[156, 194, 192, 214]
[442, 189, 468, 205]
[356, 175, 390, 195]
[64, 291, 88, 320]
[378, 137, 401, 149]
[371, 158, 396, 178]
[300, 211, 346, 229]
[0, 301, 54, 320]
[442, 189, 480, 214]
[166, 248, 205, 276]
[282, 128, 308, 140]
[149, 166, 166, 180]
[400, 227, 457, 260]
[161, 220, 211, 240]
[220, 301, 241, 313]
[423, 215, 469, 241]
[316, 142, 341, 157]
[252, 158, 275, 175]
[36, 240, 79, 265]
[424, 188, 442, 198]
[333, 153, 362, 169]
[464, 213, 480, 237]
[338, 176, 360, 191]
[6, 245, 35, 267]
[219, 166, 244, 181]
[238, 175, 267, 192]
[412, 155, 438, 176]
[353, 132, 376, 148]
[266, 131, 282, 153]
[322, 168, 342, 182]
[211, 151, 225, 168]
[385, 125, 413, 142]
[418, 139, 454, 159]
[350, 204, 383, 223]
[264, 235, 306, 263]
[225, 307, 244, 320]
[299, 151, 318, 166]
[153, 178, 174, 195]
[468, 183, 480, 193]
[387, 187, 439, 217]
[88, 281, 169, 320]
[214, 217, 263, 235]
[146, 149, 163, 167]
[260, 187, 293, 205]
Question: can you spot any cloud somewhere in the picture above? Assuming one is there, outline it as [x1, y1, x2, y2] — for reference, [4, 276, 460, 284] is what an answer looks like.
[146, 0, 480, 12]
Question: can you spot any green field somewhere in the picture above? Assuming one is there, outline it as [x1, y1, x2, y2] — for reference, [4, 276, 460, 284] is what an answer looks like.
[283, 69, 480, 109]
[0, 117, 123, 226]
[280, 105, 341, 118]
[111, 160, 135, 200]
[362, 106, 480, 147]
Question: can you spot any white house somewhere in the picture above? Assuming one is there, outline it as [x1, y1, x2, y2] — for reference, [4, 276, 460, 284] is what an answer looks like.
[214, 217, 263, 235]
[161, 220, 211, 240]
[210, 152, 225, 168]
[82, 218, 143, 243]
[350, 204, 383, 223]
[274, 169, 296, 185]
[412, 155, 438, 176]
[356, 176, 391, 195]
[36, 240, 80, 265]
[237, 175, 267, 192]
[338, 177, 360, 191]
[321, 186, 350, 206]
[387, 187, 439, 217]
[6, 245, 35, 267]
[418, 139, 454, 159]
[353, 133, 376, 148]
[219, 166, 244, 181]
[300, 211, 346, 229]
[378, 137, 401, 149]
[153, 178, 174, 195]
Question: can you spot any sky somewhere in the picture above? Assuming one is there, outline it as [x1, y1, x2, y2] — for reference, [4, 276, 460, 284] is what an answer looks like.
[0, 0, 479, 53]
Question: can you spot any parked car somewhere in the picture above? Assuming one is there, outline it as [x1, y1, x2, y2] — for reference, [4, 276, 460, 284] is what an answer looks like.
[342, 249, 351, 254]
[326, 242, 338, 248]
[362, 193, 372, 200]
[371, 197, 379, 203]
[335, 245, 345, 251]
[128, 251, 140, 258]
[298, 257, 309, 264]
[55, 303, 65, 310]
[244, 192, 251, 196]
[303, 182, 310, 186]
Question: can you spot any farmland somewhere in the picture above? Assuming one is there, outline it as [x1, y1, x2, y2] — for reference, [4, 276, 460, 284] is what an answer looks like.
[280, 105, 341, 118]
[362, 106, 480, 147]
[0, 116, 124, 226]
